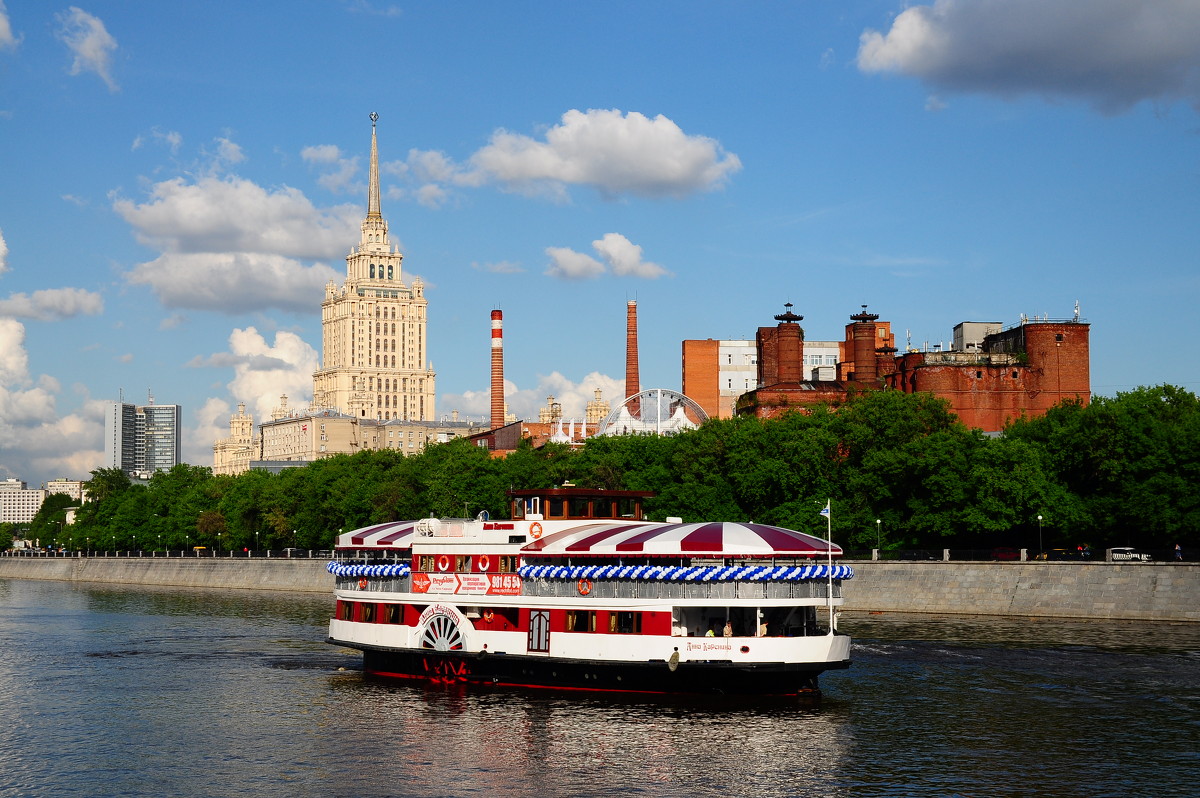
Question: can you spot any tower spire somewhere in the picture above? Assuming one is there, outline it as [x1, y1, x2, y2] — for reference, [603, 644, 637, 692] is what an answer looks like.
[367, 111, 381, 220]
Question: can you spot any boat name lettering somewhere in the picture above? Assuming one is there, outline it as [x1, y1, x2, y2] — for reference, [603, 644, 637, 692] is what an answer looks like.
[685, 641, 734, 653]
[419, 603, 459, 624]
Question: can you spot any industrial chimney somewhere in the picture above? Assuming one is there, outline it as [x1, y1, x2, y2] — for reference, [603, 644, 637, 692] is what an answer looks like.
[625, 300, 640, 417]
[490, 309, 505, 430]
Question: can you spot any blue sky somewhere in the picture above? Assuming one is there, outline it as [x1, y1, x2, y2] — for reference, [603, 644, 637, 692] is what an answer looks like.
[1, 1, 1198, 488]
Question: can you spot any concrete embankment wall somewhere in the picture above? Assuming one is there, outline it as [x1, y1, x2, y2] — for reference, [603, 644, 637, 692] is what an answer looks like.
[1, 558, 1196, 622]
[0, 557, 330, 594]
[841, 561, 1199, 622]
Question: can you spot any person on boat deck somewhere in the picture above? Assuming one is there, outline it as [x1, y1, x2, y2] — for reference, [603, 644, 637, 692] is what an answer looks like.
[705, 625, 715, 637]
[758, 622, 768, 637]
[723, 621, 733, 638]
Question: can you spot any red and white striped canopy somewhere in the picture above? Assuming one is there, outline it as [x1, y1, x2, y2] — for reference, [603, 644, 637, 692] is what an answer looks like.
[335, 521, 417, 550]
[521, 522, 841, 558]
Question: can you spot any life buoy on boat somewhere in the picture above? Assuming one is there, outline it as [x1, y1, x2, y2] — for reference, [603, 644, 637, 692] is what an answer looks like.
[530, 522, 543, 539]
[577, 578, 593, 596]
[477, 554, 490, 572]
[437, 554, 451, 572]
[482, 611, 495, 623]
[357, 578, 368, 590]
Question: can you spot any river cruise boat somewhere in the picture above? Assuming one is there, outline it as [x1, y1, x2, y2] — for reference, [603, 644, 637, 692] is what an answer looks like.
[327, 486, 853, 696]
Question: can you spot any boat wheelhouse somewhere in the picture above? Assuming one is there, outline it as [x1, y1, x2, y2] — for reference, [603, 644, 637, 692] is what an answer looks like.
[327, 487, 852, 696]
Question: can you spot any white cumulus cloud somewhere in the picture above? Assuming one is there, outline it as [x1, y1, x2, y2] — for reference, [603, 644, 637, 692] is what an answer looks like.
[545, 246, 605, 280]
[114, 174, 358, 258]
[472, 108, 742, 199]
[194, 327, 318, 423]
[857, 0, 1200, 114]
[125, 252, 338, 314]
[0, 2, 20, 51]
[442, 371, 624, 424]
[55, 6, 119, 92]
[0, 319, 105, 487]
[0, 227, 8, 274]
[545, 233, 669, 281]
[114, 172, 358, 313]
[592, 233, 670, 279]
[0, 287, 104, 321]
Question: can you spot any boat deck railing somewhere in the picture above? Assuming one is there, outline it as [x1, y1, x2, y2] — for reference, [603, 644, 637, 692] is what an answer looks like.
[334, 576, 840, 601]
[522, 578, 840, 600]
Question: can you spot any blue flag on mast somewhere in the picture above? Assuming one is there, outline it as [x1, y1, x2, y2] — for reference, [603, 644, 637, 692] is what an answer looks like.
[819, 501, 830, 519]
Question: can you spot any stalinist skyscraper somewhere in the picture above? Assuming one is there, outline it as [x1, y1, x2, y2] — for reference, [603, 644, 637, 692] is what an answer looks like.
[312, 113, 436, 421]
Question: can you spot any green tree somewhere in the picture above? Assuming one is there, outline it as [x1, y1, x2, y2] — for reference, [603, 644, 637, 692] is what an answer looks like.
[1006, 384, 1200, 547]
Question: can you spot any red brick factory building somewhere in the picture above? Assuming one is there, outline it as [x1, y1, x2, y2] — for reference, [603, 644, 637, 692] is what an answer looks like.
[684, 305, 1090, 432]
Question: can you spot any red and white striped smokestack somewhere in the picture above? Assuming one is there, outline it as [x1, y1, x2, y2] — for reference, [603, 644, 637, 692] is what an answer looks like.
[625, 300, 640, 416]
[490, 309, 505, 430]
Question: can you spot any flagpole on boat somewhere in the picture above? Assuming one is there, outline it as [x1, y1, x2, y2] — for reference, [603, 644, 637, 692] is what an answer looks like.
[822, 499, 834, 634]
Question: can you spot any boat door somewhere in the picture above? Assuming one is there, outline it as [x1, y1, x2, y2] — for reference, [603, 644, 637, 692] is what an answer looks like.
[528, 610, 550, 653]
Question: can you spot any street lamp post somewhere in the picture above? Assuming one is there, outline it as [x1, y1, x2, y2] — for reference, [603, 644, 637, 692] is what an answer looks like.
[876, 519, 881, 550]
[255, 530, 260, 553]
[1037, 514, 1044, 555]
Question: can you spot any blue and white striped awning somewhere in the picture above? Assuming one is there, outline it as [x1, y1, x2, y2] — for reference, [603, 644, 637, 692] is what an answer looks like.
[518, 563, 853, 582]
[327, 561, 412, 578]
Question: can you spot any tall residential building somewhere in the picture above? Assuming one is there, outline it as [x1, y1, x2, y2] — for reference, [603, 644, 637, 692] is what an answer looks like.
[104, 399, 182, 480]
[312, 113, 436, 421]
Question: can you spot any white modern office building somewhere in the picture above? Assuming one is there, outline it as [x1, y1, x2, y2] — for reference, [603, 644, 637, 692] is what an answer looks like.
[104, 399, 182, 480]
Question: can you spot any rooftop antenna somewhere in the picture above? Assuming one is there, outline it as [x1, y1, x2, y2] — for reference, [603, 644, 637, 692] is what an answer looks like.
[1074, 300, 1080, 321]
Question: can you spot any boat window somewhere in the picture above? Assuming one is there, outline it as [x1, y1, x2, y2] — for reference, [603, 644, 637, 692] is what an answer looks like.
[384, 604, 402, 624]
[361, 603, 375, 623]
[610, 611, 642, 634]
[455, 555, 470, 573]
[417, 555, 437, 572]
[592, 499, 615, 518]
[565, 610, 596, 632]
[548, 498, 567, 518]
[616, 497, 640, 519]
[498, 555, 517, 573]
[338, 601, 354, 621]
[492, 606, 520, 629]
[512, 501, 525, 520]
[569, 497, 590, 517]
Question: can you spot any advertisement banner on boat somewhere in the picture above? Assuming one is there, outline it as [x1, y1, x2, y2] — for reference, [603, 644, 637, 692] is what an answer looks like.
[411, 572, 521, 596]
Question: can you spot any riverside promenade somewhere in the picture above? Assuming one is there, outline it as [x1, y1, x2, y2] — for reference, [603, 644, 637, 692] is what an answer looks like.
[1, 555, 1196, 622]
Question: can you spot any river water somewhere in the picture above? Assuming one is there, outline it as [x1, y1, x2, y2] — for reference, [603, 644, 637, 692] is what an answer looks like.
[1, 578, 1196, 798]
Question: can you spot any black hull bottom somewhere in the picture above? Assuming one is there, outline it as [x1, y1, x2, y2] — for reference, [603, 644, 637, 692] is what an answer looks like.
[332, 638, 850, 697]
